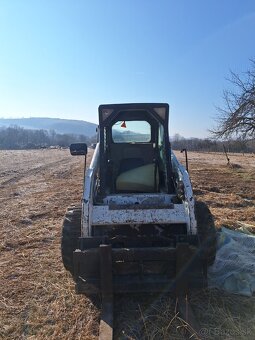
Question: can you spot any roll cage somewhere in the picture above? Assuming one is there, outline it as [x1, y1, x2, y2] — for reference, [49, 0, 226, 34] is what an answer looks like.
[98, 103, 173, 196]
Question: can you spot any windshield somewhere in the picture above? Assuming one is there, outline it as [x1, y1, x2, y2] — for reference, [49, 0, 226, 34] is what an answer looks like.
[112, 120, 151, 143]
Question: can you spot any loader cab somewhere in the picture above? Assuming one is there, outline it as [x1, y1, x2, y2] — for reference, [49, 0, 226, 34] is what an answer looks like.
[98, 103, 173, 196]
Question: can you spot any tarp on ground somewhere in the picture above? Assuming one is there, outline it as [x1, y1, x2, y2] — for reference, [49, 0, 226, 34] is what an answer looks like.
[208, 227, 255, 296]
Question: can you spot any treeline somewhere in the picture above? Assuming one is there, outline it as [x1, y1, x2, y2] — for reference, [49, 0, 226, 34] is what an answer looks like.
[171, 134, 255, 153]
[1, 126, 254, 153]
[0, 126, 96, 150]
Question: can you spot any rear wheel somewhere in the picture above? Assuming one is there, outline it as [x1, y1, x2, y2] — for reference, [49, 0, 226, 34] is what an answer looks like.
[195, 201, 217, 266]
[61, 205, 81, 275]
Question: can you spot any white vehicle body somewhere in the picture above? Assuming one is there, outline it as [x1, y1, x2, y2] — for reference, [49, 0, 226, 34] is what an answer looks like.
[62, 103, 216, 296]
[82, 142, 197, 237]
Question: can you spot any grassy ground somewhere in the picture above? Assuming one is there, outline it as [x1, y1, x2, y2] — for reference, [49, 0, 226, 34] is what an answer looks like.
[0, 149, 254, 339]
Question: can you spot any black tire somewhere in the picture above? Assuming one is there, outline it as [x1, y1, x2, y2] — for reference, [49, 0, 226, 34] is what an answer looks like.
[195, 201, 217, 266]
[61, 205, 81, 275]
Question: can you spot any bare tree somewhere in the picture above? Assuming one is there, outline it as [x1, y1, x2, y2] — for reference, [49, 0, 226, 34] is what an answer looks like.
[211, 59, 255, 139]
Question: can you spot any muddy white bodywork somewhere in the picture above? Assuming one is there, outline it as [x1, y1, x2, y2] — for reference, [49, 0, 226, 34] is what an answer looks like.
[64, 104, 210, 297]
[82, 143, 197, 237]
[171, 152, 197, 234]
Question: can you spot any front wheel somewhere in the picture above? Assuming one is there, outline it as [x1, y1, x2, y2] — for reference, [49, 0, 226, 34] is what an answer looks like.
[61, 205, 81, 275]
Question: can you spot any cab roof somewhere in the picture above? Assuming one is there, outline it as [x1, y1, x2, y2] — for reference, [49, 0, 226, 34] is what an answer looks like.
[98, 103, 169, 126]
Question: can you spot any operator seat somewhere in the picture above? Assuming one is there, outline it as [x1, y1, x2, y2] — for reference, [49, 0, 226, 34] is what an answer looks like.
[118, 158, 144, 174]
[116, 163, 159, 192]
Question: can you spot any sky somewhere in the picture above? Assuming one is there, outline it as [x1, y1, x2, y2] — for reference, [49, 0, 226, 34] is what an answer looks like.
[0, 0, 255, 138]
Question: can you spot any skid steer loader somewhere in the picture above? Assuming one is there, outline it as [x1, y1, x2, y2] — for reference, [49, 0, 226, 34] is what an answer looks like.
[61, 103, 216, 297]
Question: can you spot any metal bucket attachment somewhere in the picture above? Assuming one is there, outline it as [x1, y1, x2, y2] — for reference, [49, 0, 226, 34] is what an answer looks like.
[73, 243, 206, 295]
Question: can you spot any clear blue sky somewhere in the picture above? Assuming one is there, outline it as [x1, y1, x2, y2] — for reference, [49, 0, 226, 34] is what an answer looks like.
[0, 0, 255, 137]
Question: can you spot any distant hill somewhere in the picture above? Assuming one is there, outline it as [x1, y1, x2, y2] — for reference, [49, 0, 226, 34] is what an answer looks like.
[112, 129, 150, 142]
[0, 117, 97, 137]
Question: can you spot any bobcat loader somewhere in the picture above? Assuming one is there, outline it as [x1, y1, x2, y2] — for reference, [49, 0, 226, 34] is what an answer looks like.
[61, 103, 216, 296]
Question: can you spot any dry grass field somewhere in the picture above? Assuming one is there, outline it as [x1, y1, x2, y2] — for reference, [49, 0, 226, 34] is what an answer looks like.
[0, 149, 255, 339]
